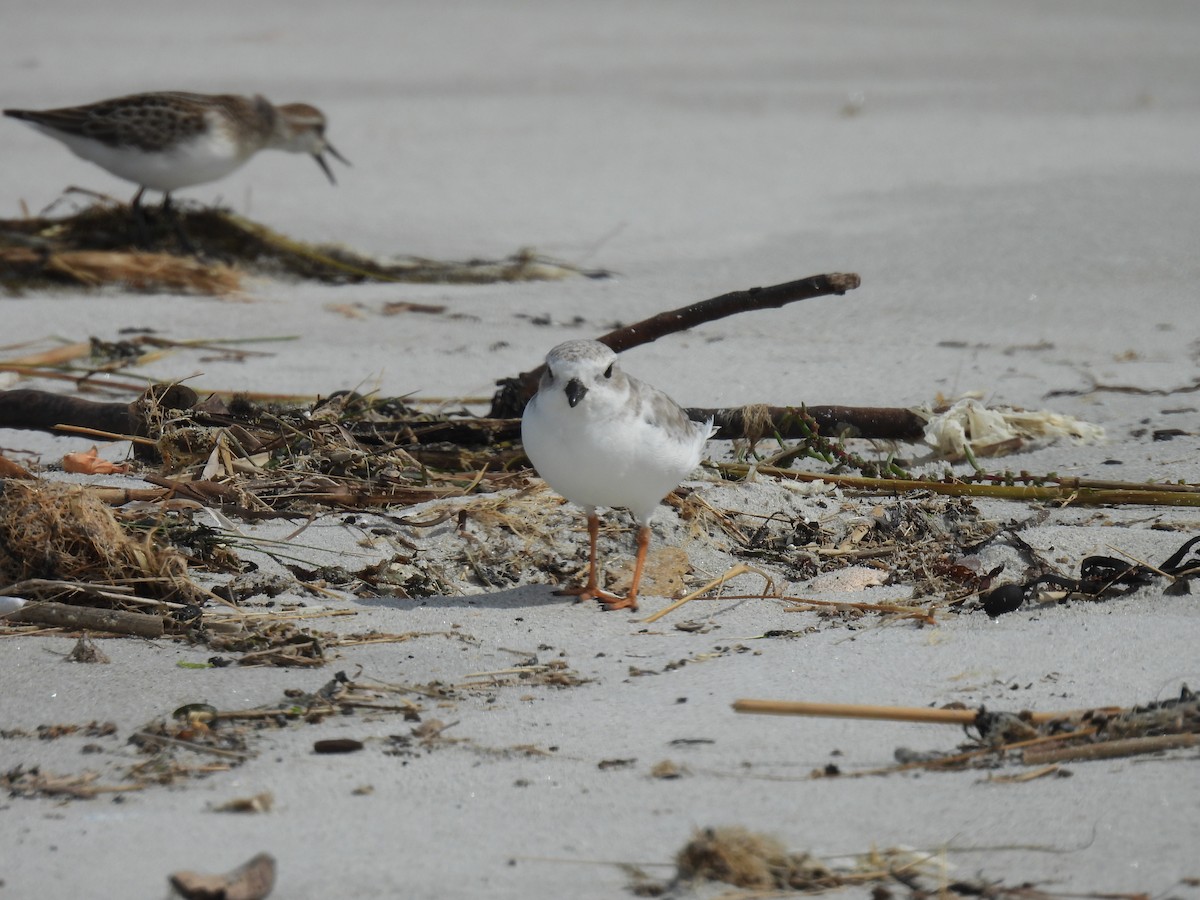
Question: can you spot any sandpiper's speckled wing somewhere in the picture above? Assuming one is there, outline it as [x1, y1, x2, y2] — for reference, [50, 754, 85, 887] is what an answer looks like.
[5, 92, 270, 153]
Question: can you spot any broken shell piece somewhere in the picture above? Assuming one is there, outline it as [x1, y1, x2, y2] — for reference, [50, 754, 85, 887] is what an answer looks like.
[169, 851, 276, 900]
[62, 446, 130, 474]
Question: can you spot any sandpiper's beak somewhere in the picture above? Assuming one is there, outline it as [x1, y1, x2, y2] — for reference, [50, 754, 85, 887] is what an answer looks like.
[313, 142, 351, 185]
[564, 378, 587, 408]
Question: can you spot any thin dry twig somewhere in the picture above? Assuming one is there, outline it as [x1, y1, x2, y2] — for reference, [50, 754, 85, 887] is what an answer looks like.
[641, 563, 776, 624]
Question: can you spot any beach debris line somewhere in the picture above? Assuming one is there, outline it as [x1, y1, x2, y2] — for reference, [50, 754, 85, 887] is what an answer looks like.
[979, 533, 1200, 616]
[732, 685, 1200, 774]
[0, 381, 939, 451]
[1, 194, 605, 295]
[0, 657, 590, 802]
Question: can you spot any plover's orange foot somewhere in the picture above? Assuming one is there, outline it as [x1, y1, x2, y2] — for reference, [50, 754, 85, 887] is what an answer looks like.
[596, 592, 638, 612]
[554, 584, 635, 610]
[554, 584, 603, 603]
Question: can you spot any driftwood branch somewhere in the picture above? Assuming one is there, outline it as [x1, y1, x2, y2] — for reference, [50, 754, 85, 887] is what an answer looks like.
[489, 272, 860, 417]
[0, 387, 926, 447]
[686, 405, 925, 443]
[0, 389, 140, 436]
[351, 405, 924, 446]
[6, 601, 164, 638]
[0, 384, 197, 444]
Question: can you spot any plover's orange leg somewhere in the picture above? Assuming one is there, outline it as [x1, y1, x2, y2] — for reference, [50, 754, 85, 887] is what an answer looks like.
[556, 511, 606, 599]
[559, 513, 643, 614]
[595, 525, 649, 612]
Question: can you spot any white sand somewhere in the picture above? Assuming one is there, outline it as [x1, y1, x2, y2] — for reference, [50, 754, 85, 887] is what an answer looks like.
[2, 3, 1199, 898]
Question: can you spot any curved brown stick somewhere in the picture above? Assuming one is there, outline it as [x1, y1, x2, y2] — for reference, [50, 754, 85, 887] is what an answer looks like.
[489, 272, 860, 417]
[601, 272, 859, 353]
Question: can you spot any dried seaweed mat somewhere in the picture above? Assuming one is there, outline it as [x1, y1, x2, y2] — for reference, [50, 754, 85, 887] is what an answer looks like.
[626, 825, 1149, 899]
[1, 195, 607, 295]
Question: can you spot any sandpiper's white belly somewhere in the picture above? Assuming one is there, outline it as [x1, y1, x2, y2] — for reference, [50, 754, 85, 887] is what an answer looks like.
[34, 124, 251, 193]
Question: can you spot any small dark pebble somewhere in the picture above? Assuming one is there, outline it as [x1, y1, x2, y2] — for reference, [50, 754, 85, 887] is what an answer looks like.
[981, 583, 1026, 617]
[313, 738, 364, 754]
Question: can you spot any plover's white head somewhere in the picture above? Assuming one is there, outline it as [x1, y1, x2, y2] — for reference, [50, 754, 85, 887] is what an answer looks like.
[538, 339, 623, 411]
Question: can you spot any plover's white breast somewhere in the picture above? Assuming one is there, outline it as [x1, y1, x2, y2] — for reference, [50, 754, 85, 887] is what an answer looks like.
[522, 342, 713, 524]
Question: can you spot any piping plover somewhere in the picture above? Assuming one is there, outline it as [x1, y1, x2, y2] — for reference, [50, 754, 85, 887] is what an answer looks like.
[521, 339, 715, 611]
[4, 91, 348, 214]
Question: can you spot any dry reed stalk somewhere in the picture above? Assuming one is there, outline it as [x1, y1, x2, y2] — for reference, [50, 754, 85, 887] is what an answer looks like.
[1023, 733, 1198, 765]
[0, 341, 92, 367]
[0, 365, 149, 393]
[781, 595, 937, 622]
[54, 424, 158, 446]
[732, 698, 1121, 725]
[715, 462, 1200, 507]
[641, 564, 774, 624]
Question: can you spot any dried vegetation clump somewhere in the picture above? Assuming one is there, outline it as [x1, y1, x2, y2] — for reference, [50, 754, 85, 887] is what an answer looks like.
[675, 826, 834, 891]
[0, 479, 203, 605]
[629, 826, 966, 897]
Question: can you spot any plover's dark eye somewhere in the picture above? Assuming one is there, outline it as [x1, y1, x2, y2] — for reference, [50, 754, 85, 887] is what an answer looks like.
[603, 364, 613, 379]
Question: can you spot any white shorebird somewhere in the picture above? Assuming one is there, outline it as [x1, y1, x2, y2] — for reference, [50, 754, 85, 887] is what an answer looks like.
[4, 90, 348, 226]
[521, 339, 715, 611]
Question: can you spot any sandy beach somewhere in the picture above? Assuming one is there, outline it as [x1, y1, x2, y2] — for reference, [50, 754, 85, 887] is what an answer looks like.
[2, 3, 1199, 898]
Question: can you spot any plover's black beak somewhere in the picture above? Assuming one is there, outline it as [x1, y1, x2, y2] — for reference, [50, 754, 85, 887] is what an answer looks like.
[313, 142, 350, 185]
[564, 378, 587, 408]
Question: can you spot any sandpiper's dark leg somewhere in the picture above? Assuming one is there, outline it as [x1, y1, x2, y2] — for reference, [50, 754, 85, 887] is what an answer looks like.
[159, 193, 198, 256]
[129, 187, 151, 247]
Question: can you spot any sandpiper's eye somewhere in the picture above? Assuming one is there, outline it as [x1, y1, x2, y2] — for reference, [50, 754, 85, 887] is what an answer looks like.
[603, 364, 614, 379]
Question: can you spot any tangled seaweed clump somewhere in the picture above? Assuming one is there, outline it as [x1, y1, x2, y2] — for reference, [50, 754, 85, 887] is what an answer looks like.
[0, 479, 202, 604]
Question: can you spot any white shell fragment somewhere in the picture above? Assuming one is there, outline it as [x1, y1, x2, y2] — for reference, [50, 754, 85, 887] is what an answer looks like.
[920, 398, 1105, 458]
